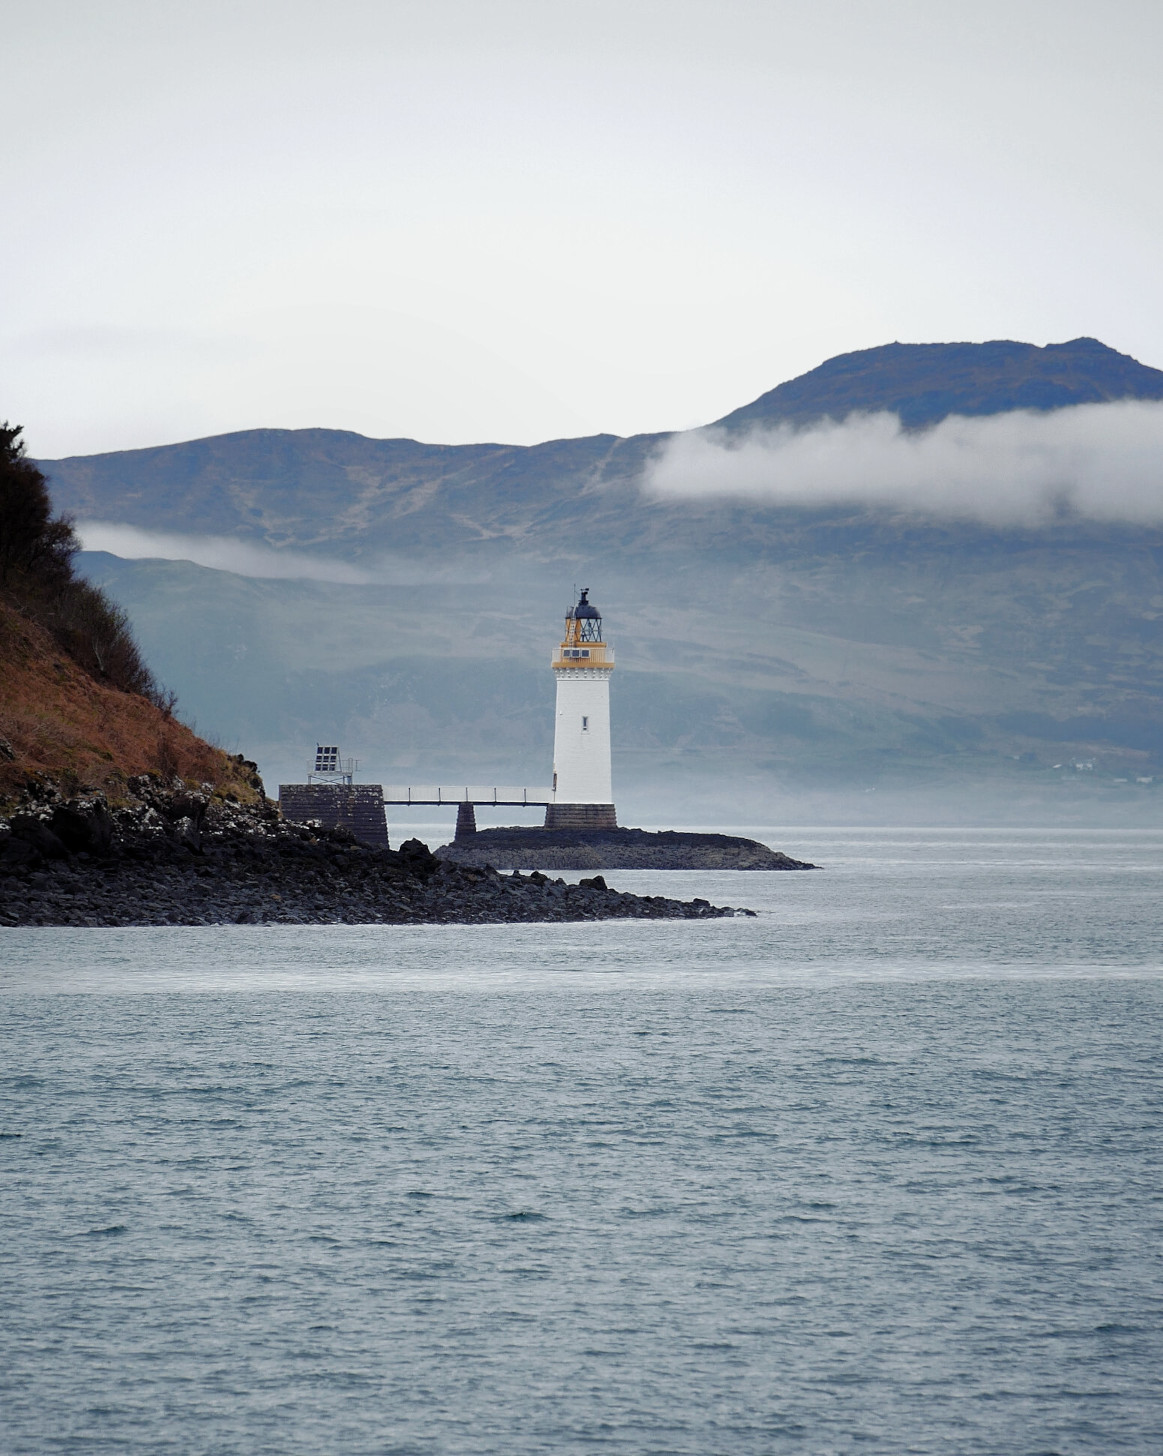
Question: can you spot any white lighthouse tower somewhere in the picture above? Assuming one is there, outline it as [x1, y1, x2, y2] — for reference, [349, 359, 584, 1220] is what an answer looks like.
[546, 588, 617, 831]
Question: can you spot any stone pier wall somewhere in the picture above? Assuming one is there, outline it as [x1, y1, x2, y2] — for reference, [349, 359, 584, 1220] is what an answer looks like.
[279, 784, 390, 849]
[543, 803, 617, 831]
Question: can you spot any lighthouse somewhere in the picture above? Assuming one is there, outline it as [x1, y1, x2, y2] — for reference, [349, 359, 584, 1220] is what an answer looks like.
[546, 588, 617, 831]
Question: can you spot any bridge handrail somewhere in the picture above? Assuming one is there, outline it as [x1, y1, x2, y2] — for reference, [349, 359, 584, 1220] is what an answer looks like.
[382, 785, 554, 805]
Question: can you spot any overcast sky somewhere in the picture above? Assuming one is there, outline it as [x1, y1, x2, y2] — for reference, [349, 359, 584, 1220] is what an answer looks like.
[5, 0, 1163, 457]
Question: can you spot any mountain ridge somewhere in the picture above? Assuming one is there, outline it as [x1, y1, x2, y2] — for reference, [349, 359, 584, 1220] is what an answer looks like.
[37, 337, 1163, 562]
[28, 336, 1163, 820]
[712, 337, 1163, 432]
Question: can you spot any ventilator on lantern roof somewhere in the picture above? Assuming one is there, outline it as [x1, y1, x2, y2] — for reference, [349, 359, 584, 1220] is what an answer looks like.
[569, 587, 601, 619]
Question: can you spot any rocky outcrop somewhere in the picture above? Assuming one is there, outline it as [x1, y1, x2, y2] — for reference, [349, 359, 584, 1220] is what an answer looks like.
[436, 826, 817, 870]
[0, 780, 753, 927]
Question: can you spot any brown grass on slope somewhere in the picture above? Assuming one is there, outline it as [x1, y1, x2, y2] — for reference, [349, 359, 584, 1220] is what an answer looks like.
[0, 599, 262, 809]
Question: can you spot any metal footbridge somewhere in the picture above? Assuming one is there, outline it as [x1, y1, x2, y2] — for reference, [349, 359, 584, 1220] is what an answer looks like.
[382, 786, 554, 806]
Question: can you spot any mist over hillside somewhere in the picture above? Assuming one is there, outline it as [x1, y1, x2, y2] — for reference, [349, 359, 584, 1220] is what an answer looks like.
[43, 338, 1163, 825]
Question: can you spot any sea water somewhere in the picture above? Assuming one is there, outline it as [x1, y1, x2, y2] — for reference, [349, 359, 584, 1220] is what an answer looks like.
[2, 828, 1161, 1455]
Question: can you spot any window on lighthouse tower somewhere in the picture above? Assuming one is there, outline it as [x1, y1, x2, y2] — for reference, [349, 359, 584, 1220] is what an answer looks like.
[582, 716, 589, 730]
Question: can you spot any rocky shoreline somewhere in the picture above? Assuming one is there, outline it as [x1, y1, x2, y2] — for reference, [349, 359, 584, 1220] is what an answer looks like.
[0, 781, 753, 927]
[436, 825, 817, 871]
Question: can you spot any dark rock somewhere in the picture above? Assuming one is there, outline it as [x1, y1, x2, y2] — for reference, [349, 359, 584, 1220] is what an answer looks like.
[167, 791, 209, 827]
[0, 834, 38, 867]
[436, 826, 817, 871]
[49, 802, 114, 855]
[10, 815, 69, 860]
[172, 816, 202, 852]
[0, 783, 752, 926]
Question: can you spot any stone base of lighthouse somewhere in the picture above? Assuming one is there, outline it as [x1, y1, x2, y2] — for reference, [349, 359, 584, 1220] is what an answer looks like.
[543, 803, 618, 832]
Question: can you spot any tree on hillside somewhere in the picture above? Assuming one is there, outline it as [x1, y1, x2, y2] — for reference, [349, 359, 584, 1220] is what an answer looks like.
[0, 421, 170, 706]
[0, 422, 77, 587]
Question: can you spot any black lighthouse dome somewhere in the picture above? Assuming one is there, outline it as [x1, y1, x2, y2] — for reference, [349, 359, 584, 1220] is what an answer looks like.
[569, 588, 601, 620]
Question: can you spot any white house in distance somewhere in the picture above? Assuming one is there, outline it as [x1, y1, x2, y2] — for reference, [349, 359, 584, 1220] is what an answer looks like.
[546, 588, 617, 831]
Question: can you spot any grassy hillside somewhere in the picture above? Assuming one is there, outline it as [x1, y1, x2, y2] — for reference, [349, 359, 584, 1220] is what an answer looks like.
[0, 599, 262, 808]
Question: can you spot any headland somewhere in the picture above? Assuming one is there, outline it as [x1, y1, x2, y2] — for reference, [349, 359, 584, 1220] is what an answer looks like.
[0, 780, 754, 926]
